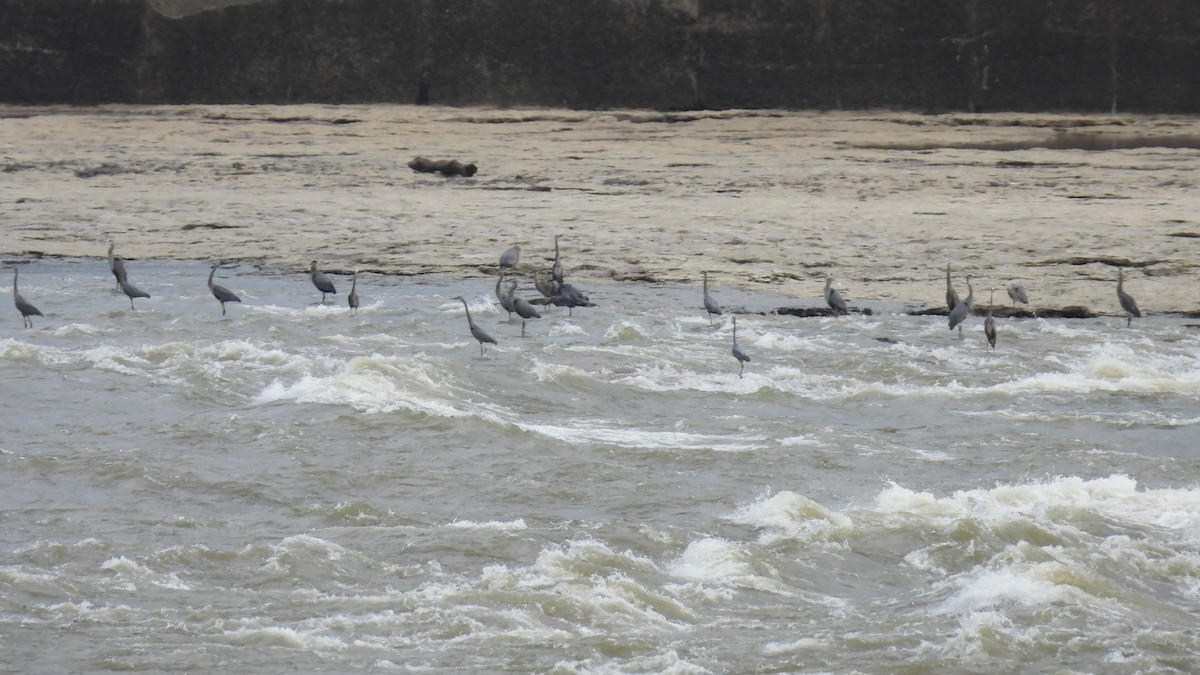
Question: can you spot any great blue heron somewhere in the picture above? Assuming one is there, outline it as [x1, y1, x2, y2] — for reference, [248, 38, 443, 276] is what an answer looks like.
[348, 269, 359, 313]
[824, 274, 848, 316]
[732, 316, 751, 378]
[499, 243, 521, 270]
[551, 235, 564, 285]
[452, 296, 497, 356]
[534, 269, 560, 299]
[948, 274, 974, 335]
[702, 271, 723, 325]
[12, 266, 42, 328]
[208, 263, 242, 315]
[310, 260, 336, 304]
[107, 241, 127, 289]
[984, 287, 997, 350]
[117, 275, 149, 309]
[945, 260, 960, 312]
[507, 280, 542, 337]
[1006, 282, 1029, 307]
[550, 283, 594, 316]
[496, 272, 516, 320]
[1117, 268, 1141, 327]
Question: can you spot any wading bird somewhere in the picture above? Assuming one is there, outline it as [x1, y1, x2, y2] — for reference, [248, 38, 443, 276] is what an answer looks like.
[1007, 282, 1029, 308]
[499, 243, 521, 271]
[496, 272, 516, 320]
[948, 274, 975, 335]
[984, 287, 997, 350]
[107, 241, 127, 290]
[508, 281, 542, 337]
[348, 269, 359, 313]
[824, 274, 848, 316]
[945, 260, 960, 312]
[12, 266, 42, 328]
[550, 283, 594, 316]
[208, 263, 242, 316]
[1117, 268, 1141, 327]
[452, 296, 497, 356]
[310, 260, 336, 304]
[118, 270, 150, 310]
[702, 271, 723, 325]
[534, 269, 560, 299]
[732, 316, 751, 378]
[551, 234, 564, 286]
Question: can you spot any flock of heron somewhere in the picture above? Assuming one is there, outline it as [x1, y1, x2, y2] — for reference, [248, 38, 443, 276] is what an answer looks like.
[10, 239, 1148, 377]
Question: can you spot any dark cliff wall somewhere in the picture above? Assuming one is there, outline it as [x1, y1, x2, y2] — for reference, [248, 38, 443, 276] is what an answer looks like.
[2, 0, 1199, 112]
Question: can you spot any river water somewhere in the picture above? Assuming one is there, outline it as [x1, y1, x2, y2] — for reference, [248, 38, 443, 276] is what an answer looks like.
[2, 256, 1199, 672]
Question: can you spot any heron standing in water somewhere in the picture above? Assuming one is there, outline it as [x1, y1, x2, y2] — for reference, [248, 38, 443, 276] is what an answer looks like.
[208, 263, 242, 316]
[507, 280, 542, 337]
[452, 296, 497, 356]
[310, 260, 336, 304]
[948, 274, 975, 335]
[496, 272, 516, 320]
[732, 316, 751, 378]
[702, 271, 723, 326]
[348, 269, 359, 313]
[12, 266, 43, 328]
[984, 287, 997, 350]
[945, 260, 960, 312]
[117, 263, 151, 310]
[1117, 268, 1141, 327]
[107, 241, 127, 290]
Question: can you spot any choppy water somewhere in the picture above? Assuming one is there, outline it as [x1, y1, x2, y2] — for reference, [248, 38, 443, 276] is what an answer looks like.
[3, 257, 1200, 673]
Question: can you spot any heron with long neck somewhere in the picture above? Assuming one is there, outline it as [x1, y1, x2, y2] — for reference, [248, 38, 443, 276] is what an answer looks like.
[453, 296, 497, 356]
[13, 266, 43, 328]
[1117, 268, 1141, 327]
[208, 263, 242, 316]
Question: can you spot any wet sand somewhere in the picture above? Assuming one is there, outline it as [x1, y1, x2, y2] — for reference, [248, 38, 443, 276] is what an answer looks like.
[2, 105, 1198, 314]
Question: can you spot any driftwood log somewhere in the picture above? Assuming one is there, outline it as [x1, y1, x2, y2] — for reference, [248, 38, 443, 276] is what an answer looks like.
[408, 156, 477, 177]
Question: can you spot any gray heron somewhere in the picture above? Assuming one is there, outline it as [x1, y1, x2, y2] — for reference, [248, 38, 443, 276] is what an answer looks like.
[208, 263, 242, 315]
[12, 266, 42, 328]
[452, 296, 497, 356]
[310, 260, 336, 304]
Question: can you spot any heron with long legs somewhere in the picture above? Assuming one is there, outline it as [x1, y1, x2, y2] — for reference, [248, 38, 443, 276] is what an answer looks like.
[702, 271, 723, 326]
[117, 263, 150, 310]
[12, 266, 42, 328]
[208, 263, 242, 316]
[452, 296, 497, 356]
[945, 260, 960, 312]
[948, 274, 975, 335]
[348, 269, 359, 313]
[984, 287, 997, 350]
[732, 316, 751, 378]
[496, 272, 516, 320]
[824, 274, 848, 316]
[507, 280, 542, 337]
[549, 282, 594, 316]
[1117, 268, 1142, 327]
[310, 260, 336, 304]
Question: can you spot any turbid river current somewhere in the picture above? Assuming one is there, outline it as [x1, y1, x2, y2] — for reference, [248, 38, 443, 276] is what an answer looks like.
[2, 258, 1198, 673]
[2, 105, 1200, 673]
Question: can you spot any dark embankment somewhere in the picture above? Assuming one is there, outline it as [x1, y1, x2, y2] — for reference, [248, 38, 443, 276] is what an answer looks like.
[2, 0, 1200, 111]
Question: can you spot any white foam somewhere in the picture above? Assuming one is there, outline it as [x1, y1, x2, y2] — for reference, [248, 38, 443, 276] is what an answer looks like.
[730, 490, 854, 545]
[446, 518, 527, 531]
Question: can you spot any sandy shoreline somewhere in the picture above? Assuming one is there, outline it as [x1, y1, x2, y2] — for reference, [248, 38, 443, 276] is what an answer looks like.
[2, 105, 1198, 315]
